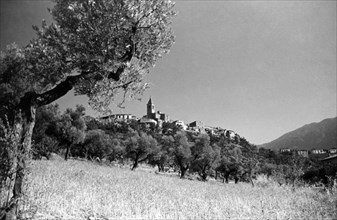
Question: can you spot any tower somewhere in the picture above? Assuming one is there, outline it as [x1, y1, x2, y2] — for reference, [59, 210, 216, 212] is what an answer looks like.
[147, 97, 155, 118]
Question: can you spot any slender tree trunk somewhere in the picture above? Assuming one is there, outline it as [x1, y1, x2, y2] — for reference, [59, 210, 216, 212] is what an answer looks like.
[246, 169, 254, 187]
[131, 155, 139, 171]
[85, 148, 89, 159]
[250, 175, 254, 187]
[201, 173, 207, 181]
[131, 160, 138, 171]
[180, 168, 186, 178]
[199, 166, 208, 181]
[157, 163, 163, 172]
[64, 144, 72, 160]
[180, 166, 188, 179]
[224, 173, 229, 183]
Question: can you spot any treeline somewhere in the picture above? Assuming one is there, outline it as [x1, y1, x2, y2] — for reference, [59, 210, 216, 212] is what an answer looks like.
[28, 104, 336, 186]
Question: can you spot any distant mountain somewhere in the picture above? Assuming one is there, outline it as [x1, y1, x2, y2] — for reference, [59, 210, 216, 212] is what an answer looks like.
[259, 117, 337, 150]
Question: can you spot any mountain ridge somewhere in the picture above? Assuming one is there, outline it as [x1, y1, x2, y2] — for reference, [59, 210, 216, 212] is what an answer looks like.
[259, 117, 337, 150]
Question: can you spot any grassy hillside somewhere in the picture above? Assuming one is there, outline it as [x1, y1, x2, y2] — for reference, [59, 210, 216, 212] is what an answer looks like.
[15, 159, 337, 219]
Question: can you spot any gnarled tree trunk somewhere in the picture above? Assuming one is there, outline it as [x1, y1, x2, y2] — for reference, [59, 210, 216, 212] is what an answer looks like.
[2, 103, 36, 220]
[3, 77, 81, 220]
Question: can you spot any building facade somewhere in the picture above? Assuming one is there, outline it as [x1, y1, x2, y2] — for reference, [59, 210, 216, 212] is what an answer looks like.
[188, 121, 205, 133]
[100, 114, 136, 123]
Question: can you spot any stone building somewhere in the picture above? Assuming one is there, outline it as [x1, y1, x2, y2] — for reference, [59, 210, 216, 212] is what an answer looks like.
[280, 148, 292, 153]
[139, 118, 157, 128]
[297, 150, 309, 157]
[311, 149, 328, 154]
[173, 120, 187, 130]
[225, 129, 237, 140]
[188, 121, 205, 133]
[329, 148, 337, 155]
[140, 97, 169, 127]
[100, 114, 136, 123]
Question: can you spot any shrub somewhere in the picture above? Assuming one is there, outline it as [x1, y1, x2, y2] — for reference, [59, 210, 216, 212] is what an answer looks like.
[302, 166, 337, 186]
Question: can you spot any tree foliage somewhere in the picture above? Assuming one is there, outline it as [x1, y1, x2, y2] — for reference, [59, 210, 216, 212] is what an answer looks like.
[32, 104, 61, 159]
[23, 0, 175, 113]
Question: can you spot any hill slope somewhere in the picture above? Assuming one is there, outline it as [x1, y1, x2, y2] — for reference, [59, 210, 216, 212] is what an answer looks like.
[3, 159, 335, 219]
[259, 117, 337, 150]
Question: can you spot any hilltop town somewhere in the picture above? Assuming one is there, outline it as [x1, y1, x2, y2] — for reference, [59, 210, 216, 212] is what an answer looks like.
[99, 97, 241, 142]
[98, 98, 337, 162]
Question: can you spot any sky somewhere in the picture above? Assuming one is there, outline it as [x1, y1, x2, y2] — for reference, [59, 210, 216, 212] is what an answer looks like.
[1, 0, 336, 145]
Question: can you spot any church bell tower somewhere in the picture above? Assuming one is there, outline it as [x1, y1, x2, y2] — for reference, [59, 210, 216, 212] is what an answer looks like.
[147, 97, 155, 118]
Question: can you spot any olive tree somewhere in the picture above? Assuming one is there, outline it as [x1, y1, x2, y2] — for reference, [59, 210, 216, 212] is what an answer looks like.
[81, 129, 109, 160]
[148, 134, 174, 172]
[0, 0, 175, 218]
[190, 134, 220, 181]
[125, 131, 158, 170]
[51, 105, 87, 160]
[170, 131, 193, 178]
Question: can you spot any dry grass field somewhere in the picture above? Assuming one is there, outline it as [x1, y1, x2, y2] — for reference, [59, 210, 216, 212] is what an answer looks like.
[15, 159, 337, 220]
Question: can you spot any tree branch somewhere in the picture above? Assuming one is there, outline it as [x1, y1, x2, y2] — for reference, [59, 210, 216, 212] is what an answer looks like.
[108, 22, 139, 81]
[35, 75, 81, 107]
